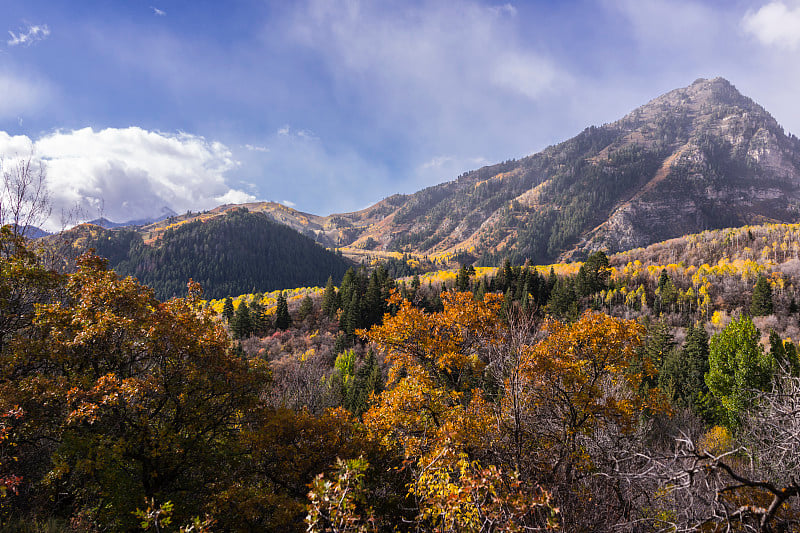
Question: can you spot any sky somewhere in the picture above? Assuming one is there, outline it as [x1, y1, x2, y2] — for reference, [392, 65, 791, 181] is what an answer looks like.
[1, 0, 800, 229]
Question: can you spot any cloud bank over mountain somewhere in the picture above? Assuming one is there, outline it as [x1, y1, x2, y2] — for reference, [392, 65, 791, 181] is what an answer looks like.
[0, 127, 254, 229]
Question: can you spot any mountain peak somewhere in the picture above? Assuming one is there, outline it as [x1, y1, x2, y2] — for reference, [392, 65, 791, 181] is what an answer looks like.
[650, 76, 758, 113]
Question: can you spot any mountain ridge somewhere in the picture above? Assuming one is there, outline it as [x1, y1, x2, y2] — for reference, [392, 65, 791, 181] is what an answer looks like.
[55, 77, 800, 273]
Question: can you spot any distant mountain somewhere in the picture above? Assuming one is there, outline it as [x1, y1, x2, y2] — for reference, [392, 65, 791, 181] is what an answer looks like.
[60, 209, 352, 300]
[87, 206, 178, 229]
[289, 77, 800, 264]
[12, 225, 51, 239]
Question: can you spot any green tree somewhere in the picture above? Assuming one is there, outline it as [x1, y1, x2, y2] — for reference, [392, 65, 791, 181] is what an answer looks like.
[706, 315, 773, 428]
[656, 269, 678, 313]
[344, 351, 383, 416]
[321, 276, 339, 319]
[576, 250, 609, 296]
[231, 300, 252, 339]
[456, 264, 470, 292]
[275, 291, 291, 330]
[658, 322, 710, 413]
[751, 274, 774, 316]
[547, 276, 577, 320]
[298, 294, 315, 322]
[249, 299, 268, 335]
[222, 297, 234, 322]
[769, 330, 800, 376]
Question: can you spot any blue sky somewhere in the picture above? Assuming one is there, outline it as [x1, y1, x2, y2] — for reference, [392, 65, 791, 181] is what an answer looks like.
[2, 0, 800, 227]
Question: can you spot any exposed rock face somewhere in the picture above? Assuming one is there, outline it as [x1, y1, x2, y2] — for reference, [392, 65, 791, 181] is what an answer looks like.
[570, 78, 800, 259]
[319, 76, 800, 264]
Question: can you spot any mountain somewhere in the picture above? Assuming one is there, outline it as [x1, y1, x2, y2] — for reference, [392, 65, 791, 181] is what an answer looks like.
[87, 206, 178, 229]
[59, 209, 352, 300]
[310, 77, 800, 264]
[50, 77, 800, 280]
[9, 224, 50, 239]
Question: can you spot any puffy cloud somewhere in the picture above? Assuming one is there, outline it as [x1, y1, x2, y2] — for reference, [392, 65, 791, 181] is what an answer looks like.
[743, 1, 800, 49]
[0, 127, 254, 230]
[151, 7, 167, 16]
[0, 72, 52, 119]
[7, 24, 50, 47]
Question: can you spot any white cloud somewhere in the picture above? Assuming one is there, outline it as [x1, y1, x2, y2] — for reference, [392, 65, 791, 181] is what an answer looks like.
[489, 4, 517, 17]
[151, 7, 167, 16]
[492, 52, 559, 100]
[743, 2, 800, 49]
[7, 24, 50, 47]
[0, 72, 51, 118]
[421, 155, 488, 171]
[0, 127, 254, 230]
[281, 199, 296, 207]
[244, 144, 270, 153]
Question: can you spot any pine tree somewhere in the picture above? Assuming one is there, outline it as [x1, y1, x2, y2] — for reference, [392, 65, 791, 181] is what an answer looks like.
[222, 297, 234, 322]
[321, 276, 339, 319]
[474, 278, 487, 302]
[751, 274, 774, 316]
[298, 295, 314, 321]
[547, 276, 577, 320]
[456, 264, 470, 292]
[231, 301, 252, 339]
[274, 292, 291, 330]
[249, 300, 268, 335]
[364, 271, 384, 326]
[345, 351, 383, 416]
[769, 330, 800, 376]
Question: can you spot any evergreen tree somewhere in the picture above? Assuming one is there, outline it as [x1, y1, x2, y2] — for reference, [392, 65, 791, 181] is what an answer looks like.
[222, 297, 234, 322]
[682, 322, 711, 412]
[547, 276, 577, 320]
[456, 264, 470, 292]
[298, 295, 314, 321]
[576, 251, 609, 296]
[344, 351, 383, 416]
[274, 292, 291, 330]
[321, 276, 339, 319]
[364, 271, 384, 326]
[769, 330, 800, 376]
[656, 269, 678, 313]
[658, 322, 710, 414]
[249, 300, 268, 336]
[641, 322, 675, 389]
[751, 274, 774, 316]
[231, 301, 252, 339]
[411, 274, 421, 294]
[474, 278, 487, 302]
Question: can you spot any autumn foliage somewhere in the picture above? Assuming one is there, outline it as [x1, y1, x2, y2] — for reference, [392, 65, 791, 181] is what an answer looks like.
[354, 290, 662, 531]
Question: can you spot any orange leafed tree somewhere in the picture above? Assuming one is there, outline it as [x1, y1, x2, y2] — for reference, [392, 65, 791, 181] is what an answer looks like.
[361, 291, 555, 531]
[360, 291, 666, 531]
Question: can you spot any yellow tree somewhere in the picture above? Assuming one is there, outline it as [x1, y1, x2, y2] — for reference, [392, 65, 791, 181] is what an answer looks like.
[361, 291, 555, 531]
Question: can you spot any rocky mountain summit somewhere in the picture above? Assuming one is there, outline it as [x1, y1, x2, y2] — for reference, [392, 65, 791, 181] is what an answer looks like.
[314, 77, 800, 263]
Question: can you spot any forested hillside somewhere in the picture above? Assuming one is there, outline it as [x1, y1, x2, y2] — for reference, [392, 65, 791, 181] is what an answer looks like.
[65, 208, 352, 300]
[8, 219, 800, 530]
